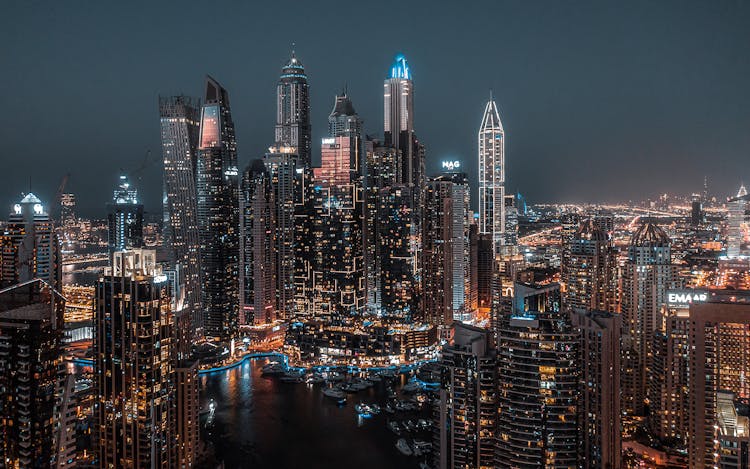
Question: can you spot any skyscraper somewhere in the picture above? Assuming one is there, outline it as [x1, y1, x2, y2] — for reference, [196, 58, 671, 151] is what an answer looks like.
[572, 309, 622, 469]
[727, 184, 748, 258]
[275, 52, 312, 166]
[240, 159, 277, 325]
[159, 95, 202, 337]
[434, 322, 497, 469]
[95, 249, 177, 468]
[478, 93, 506, 255]
[496, 282, 579, 467]
[383, 54, 420, 189]
[0, 280, 65, 469]
[1, 193, 61, 290]
[310, 136, 365, 317]
[196, 76, 240, 341]
[422, 170, 470, 326]
[621, 223, 676, 418]
[106, 174, 144, 256]
[561, 219, 618, 312]
[59, 192, 76, 227]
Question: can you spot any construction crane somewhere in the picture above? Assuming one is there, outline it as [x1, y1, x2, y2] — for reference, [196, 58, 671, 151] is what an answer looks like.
[131, 149, 155, 182]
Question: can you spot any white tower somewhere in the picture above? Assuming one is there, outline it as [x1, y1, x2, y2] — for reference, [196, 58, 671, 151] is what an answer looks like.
[478, 93, 505, 255]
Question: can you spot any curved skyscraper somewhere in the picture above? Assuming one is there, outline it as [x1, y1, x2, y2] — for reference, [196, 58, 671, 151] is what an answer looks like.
[478, 94, 505, 255]
[197, 76, 239, 342]
[275, 52, 311, 167]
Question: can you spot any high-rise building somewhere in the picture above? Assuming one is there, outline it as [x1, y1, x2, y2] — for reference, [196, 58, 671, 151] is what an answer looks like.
[0, 280, 65, 469]
[106, 174, 144, 256]
[727, 184, 748, 258]
[95, 249, 177, 467]
[496, 282, 579, 467]
[572, 309, 622, 469]
[469, 224, 494, 315]
[478, 93, 506, 255]
[364, 140, 400, 313]
[716, 391, 750, 469]
[196, 76, 239, 341]
[1, 193, 61, 290]
[240, 159, 277, 325]
[310, 136, 365, 317]
[691, 193, 704, 226]
[60, 193, 76, 227]
[159, 95, 202, 337]
[561, 219, 618, 312]
[434, 322, 497, 469]
[384, 54, 420, 189]
[686, 293, 750, 467]
[621, 223, 676, 418]
[275, 52, 312, 166]
[422, 170, 470, 326]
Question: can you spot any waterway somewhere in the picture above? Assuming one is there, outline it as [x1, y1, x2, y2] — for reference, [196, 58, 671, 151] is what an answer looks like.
[199, 357, 432, 469]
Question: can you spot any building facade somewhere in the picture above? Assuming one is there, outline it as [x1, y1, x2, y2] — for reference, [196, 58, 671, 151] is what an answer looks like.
[275, 52, 312, 166]
[478, 94, 506, 255]
[106, 174, 144, 256]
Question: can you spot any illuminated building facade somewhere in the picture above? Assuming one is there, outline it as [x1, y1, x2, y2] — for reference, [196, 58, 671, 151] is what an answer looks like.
[384, 54, 421, 190]
[478, 94, 507, 255]
[0, 281, 64, 469]
[686, 294, 750, 467]
[495, 282, 578, 467]
[727, 184, 748, 258]
[364, 141, 400, 312]
[310, 136, 365, 317]
[159, 95, 202, 336]
[275, 52, 311, 166]
[621, 222, 676, 418]
[434, 322, 497, 469]
[422, 170, 470, 326]
[60, 192, 76, 227]
[240, 159, 277, 325]
[1, 193, 61, 290]
[561, 219, 618, 312]
[196, 76, 239, 341]
[106, 174, 144, 256]
[571, 309, 622, 469]
[469, 224, 493, 315]
[94, 249, 177, 468]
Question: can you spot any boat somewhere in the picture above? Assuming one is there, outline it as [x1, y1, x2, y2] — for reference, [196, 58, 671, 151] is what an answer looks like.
[368, 374, 382, 382]
[417, 419, 430, 429]
[385, 403, 395, 414]
[388, 420, 401, 435]
[420, 462, 431, 469]
[323, 387, 346, 400]
[261, 362, 286, 376]
[306, 374, 325, 384]
[370, 404, 381, 414]
[340, 383, 359, 393]
[402, 381, 421, 393]
[395, 438, 413, 456]
[326, 372, 345, 382]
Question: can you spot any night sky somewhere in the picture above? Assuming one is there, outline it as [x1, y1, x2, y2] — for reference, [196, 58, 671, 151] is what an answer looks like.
[1, 1, 749, 218]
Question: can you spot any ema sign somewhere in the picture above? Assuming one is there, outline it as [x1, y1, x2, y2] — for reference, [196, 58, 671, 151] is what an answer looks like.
[667, 290, 707, 307]
[442, 161, 460, 171]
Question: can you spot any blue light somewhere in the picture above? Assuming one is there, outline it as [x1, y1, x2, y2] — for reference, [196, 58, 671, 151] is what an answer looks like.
[389, 54, 411, 80]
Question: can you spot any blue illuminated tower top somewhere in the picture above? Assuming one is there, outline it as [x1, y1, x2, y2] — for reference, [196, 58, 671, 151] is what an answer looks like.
[389, 54, 411, 80]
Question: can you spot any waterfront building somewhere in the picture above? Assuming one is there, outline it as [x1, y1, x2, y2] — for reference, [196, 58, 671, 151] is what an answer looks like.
[310, 136, 365, 317]
[561, 219, 618, 312]
[106, 174, 144, 256]
[196, 76, 240, 341]
[495, 282, 579, 467]
[275, 52, 312, 166]
[1, 193, 61, 290]
[571, 309, 622, 469]
[434, 322, 497, 469]
[94, 249, 177, 467]
[0, 280, 65, 469]
[621, 222, 676, 418]
[159, 94, 202, 337]
[363, 140, 400, 313]
[478, 94, 506, 255]
[240, 159, 277, 325]
[422, 170, 470, 326]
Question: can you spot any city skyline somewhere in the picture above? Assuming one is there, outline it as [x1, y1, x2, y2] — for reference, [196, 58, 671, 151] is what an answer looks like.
[2, 1, 749, 216]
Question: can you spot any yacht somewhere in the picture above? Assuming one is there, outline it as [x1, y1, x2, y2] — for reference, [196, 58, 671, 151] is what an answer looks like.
[395, 438, 413, 456]
[388, 420, 401, 435]
[323, 387, 346, 400]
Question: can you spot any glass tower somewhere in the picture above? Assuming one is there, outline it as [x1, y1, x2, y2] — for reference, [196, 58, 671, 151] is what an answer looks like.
[196, 76, 239, 341]
[275, 52, 312, 167]
[478, 94, 506, 255]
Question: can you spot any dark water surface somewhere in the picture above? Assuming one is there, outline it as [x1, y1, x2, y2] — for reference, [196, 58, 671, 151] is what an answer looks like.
[200, 358, 429, 469]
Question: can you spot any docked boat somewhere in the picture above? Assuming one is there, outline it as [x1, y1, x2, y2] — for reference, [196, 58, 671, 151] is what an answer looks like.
[385, 403, 395, 414]
[261, 362, 286, 376]
[402, 381, 421, 393]
[420, 462, 431, 469]
[323, 387, 346, 400]
[388, 420, 401, 435]
[395, 438, 413, 456]
[306, 374, 325, 384]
